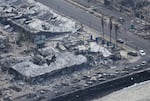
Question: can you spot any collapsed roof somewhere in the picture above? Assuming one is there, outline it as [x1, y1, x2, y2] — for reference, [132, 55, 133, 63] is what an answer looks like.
[0, 0, 78, 33]
[12, 52, 87, 78]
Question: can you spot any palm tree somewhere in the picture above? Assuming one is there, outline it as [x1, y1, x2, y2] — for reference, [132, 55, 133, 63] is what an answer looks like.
[101, 14, 105, 43]
[132, 0, 138, 17]
[109, 16, 113, 44]
[87, 0, 91, 7]
[110, 0, 114, 8]
[114, 24, 119, 47]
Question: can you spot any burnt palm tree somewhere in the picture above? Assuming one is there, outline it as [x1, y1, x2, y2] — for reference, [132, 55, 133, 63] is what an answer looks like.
[114, 24, 119, 47]
[101, 14, 105, 42]
[110, 0, 114, 8]
[87, 0, 91, 7]
[109, 16, 113, 44]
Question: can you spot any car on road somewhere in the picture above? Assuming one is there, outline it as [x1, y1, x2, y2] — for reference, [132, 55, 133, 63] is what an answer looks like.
[132, 64, 142, 70]
[118, 17, 125, 24]
[26, 93, 37, 98]
[141, 61, 147, 66]
[87, 10, 94, 14]
[139, 50, 146, 56]
[117, 38, 125, 44]
[39, 89, 49, 94]
[90, 5, 99, 11]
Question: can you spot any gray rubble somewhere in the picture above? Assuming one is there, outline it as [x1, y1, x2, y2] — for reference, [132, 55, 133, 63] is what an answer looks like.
[12, 52, 87, 78]
[0, 0, 78, 34]
[0, 35, 8, 49]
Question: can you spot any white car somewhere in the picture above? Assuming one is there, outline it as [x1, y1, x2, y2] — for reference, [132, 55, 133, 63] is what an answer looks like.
[139, 50, 146, 56]
[117, 38, 125, 44]
[141, 61, 147, 66]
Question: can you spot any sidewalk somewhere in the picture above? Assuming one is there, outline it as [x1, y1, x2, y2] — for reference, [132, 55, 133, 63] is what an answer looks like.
[83, 24, 136, 53]
[65, 0, 142, 53]
[65, 0, 124, 25]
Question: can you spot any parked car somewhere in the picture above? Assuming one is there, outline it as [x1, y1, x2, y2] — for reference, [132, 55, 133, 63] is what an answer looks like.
[127, 51, 138, 56]
[139, 50, 146, 56]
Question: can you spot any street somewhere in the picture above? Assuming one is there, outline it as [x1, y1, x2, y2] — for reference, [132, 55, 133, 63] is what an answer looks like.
[37, 0, 150, 54]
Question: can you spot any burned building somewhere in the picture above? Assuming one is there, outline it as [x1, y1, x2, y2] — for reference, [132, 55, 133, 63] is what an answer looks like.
[0, 0, 79, 45]
[98, 0, 150, 20]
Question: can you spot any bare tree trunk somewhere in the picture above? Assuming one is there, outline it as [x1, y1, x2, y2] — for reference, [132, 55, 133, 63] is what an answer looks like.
[109, 17, 113, 44]
[101, 14, 105, 41]
[114, 24, 119, 47]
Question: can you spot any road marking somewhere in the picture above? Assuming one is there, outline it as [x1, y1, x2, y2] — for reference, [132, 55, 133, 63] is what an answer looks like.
[65, 0, 120, 25]
[83, 25, 135, 51]
[64, 0, 135, 52]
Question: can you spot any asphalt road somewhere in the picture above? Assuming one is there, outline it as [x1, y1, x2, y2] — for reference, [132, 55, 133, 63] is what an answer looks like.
[37, 0, 150, 54]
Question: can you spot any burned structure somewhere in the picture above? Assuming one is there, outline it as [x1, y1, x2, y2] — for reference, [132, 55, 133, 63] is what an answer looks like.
[0, 0, 79, 48]
[102, 0, 150, 21]
[0, 0, 85, 81]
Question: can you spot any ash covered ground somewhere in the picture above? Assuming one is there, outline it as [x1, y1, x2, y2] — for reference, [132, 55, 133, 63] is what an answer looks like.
[0, 0, 149, 101]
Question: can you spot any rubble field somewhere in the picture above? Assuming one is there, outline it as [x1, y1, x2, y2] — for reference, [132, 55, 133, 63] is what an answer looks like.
[0, 0, 146, 101]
